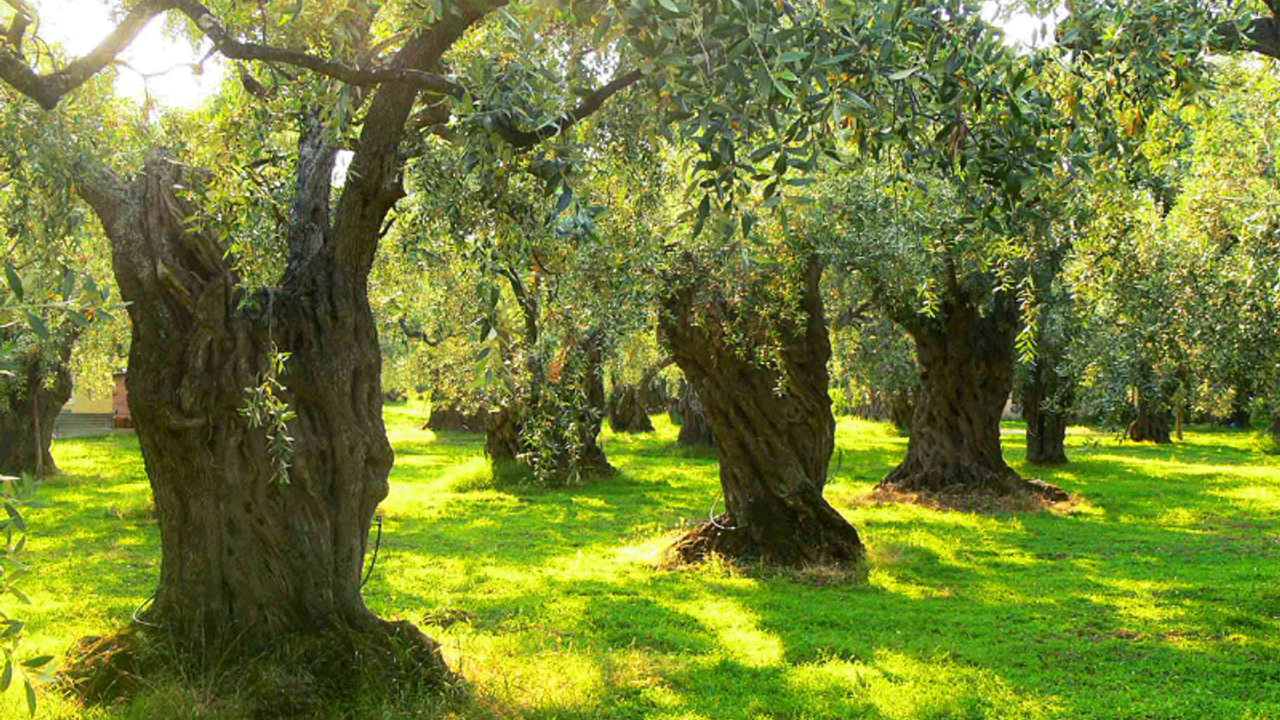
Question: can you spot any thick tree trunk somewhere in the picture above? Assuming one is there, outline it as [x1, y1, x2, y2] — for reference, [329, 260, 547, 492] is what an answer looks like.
[31, 0, 496, 696]
[121, 160, 432, 656]
[71, 141, 451, 687]
[425, 404, 486, 432]
[886, 387, 916, 433]
[0, 344, 74, 478]
[573, 330, 612, 474]
[671, 379, 715, 447]
[1127, 400, 1172, 444]
[608, 359, 671, 434]
[484, 405, 522, 461]
[608, 382, 655, 433]
[879, 294, 1067, 500]
[659, 259, 864, 566]
[1021, 362, 1070, 465]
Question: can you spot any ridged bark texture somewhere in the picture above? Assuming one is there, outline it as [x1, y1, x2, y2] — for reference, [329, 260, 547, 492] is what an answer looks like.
[660, 259, 864, 566]
[671, 379, 715, 447]
[0, 344, 73, 477]
[100, 159, 445, 665]
[879, 294, 1066, 501]
[1128, 400, 1172, 444]
[1021, 361, 1070, 465]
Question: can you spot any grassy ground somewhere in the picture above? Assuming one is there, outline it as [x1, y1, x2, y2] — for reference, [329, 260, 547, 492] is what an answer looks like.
[5, 406, 1279, 719]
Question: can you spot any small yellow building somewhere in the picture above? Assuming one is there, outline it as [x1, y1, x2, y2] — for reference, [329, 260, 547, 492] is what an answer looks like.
[55, 372, 129, 437]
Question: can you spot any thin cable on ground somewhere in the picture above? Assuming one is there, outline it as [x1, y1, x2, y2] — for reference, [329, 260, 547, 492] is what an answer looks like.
[708, 495, 740, 531]
[132, 592, 161, 628]
[361, 514, 383, 589]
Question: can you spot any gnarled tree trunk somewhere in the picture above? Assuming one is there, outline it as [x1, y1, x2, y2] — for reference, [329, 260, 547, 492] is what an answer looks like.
[1128, 399, 1172, 444]
[1021, 361, 1071, 465]
[425, 404, 487, 432]
[608, 358, 671, 434]
[671, 379, 715, 447]
[78, 155, 449, 670]
[886, 386, 917, 433]
[62, 16, 489, 672]
[0, 341, 74, 478]
[608, 381, 654, 433]
[568, 329, 613, 475]
[659, 258, 864, 566]
[879, 290, 1066, 500]
[484, 404, 522, 461]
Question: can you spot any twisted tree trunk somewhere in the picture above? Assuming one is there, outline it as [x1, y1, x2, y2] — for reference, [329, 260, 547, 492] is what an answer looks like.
[574, 330, 612, 473]
[61, 9, 489, 668]
[671, 379, 715, 447]
[1021, 361, 1071, 465]
[1128, 399, 1172, 444]
[879, 290, 1066, 500]
[425, 404, 487, 432]
[659, 259, 864, 566]
[0, 340, 74, 478]
[886, 386, 917, 433]
[608, 359, 671, 434]
[73, 154, 450, 670]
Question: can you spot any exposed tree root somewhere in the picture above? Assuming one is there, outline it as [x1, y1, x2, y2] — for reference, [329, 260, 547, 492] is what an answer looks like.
[667, 505, 865, 569]
[879, 460, 1068, 502]
[875, 461, 1069, 512]
[58, 618, 460, 715]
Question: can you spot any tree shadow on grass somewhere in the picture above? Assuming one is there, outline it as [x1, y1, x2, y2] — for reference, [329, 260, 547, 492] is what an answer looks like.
[25, 414, 1280, 720]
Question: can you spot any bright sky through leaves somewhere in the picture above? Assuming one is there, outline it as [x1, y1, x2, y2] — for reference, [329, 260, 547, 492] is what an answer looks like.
[32, 1, 1052, 111]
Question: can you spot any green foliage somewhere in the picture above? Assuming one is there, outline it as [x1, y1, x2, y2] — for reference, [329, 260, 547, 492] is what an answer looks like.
[239, 347, 298, 485]
[0, 475, 55, 716]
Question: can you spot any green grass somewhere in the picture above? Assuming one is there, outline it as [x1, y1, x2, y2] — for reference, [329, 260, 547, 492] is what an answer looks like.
[6, 408, 1279, 719]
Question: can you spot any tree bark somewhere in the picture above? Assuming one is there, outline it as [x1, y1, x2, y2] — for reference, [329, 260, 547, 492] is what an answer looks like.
[879, 291, 1067, 500]
[0, 342, 74, 478]
[1021, 361, 1070, 465]
[484, 404, 522, 461]
[608, 381, 655, 433]
[659, 258, 864, 566]
[572, 329, 612, 474]
[425, 404, 487, 432]
[671, 379, 715, 447]
[1127, 399, 1172, 444]
[608, 359, 671, 434]
[74, 156, 451, 667]
[886, 387, 917, 433]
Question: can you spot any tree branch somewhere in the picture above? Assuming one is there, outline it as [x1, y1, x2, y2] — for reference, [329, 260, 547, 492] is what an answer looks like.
[0, 0, 466, 110]
[0, 0, 172, 109]
[498, 68, 645, 149]
[397, 318, 442, 346]
[171, 0, 465, 97]
[1215, 15, 1280, 60]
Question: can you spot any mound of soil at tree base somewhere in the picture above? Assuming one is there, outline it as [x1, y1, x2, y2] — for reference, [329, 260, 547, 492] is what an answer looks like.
[870, 474, 1071, 513]
[59, 620, 459, 713]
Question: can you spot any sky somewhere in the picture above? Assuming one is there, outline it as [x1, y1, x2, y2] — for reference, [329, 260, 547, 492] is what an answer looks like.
[34, 0, 226, 108]
[27, 1, 1056, 111]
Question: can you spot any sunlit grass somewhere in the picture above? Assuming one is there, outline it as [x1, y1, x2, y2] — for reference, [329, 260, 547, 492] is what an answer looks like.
[4, 409, 1278, 719]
